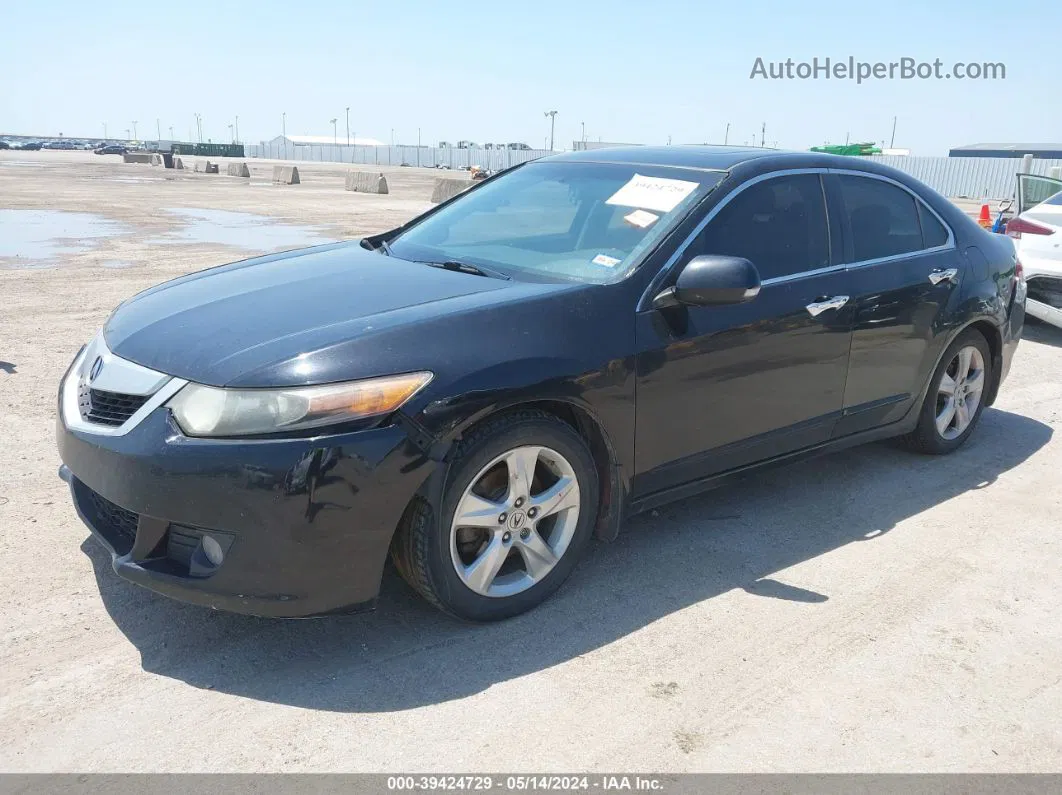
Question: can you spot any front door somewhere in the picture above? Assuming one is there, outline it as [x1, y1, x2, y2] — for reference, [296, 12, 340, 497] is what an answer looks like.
[633, 172, 853, 497]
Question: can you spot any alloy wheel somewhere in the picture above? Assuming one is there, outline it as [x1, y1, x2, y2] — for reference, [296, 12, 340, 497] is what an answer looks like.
[449, 445, 581, 598]
[935, 345, 986, 440]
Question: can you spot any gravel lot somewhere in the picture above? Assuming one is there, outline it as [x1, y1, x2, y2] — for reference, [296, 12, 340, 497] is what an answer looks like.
[1, 151, 1061, 772]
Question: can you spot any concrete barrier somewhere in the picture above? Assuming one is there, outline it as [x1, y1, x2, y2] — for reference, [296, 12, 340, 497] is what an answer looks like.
[227, 162, 251, 178]
[150, 153, 163, 166]
[430, 177, 473, 203]
[194, 160, 219, 174]
[122, 152, 155, 164]
[173, 157, 185, 170]
[272, 165, 300, 185]
[345, 171, 388, 194]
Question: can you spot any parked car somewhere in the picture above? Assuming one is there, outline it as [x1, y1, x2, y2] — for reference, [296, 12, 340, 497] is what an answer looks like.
[0, 141, 9, 150]
[1007, 174, 1062, 329]
[57, 147, 1025, 621]
[94, 144, 127, 155]
[17, 141, 42, 151]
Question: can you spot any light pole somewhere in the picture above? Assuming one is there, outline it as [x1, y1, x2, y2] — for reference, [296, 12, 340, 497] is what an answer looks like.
[544, 110, 558, 151]
[581, 121, 585, 145]
[228, 124, 234, 143]
[195, 114, 202, 143]
[102, 123, 107, 140]
[331, 118, 338, 147]
[889, 115, 897, 149]
[724, 122, 730, 145]
[391, 128, 395, 147]
[156, 118, 161, 144]
[235, 115, 239, 144]
[131, 120, 138, 140]
[282, 112, 286, 158]
[345, 107, 350, 145]
[169, 126, 174, 141]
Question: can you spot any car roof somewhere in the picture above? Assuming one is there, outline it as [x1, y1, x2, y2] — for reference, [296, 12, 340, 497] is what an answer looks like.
[542, 145, 782, 171]
[541, 145, 897, 175]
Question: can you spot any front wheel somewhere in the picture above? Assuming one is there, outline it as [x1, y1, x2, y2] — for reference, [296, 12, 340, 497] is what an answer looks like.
[903, 329, 992, 455]
[391, 410, 599, 621]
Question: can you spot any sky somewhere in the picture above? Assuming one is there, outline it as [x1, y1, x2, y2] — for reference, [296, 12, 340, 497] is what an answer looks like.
[1, 0, 1059, 155]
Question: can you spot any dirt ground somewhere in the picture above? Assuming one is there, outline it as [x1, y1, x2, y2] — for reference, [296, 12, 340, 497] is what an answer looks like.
[1, 151, 1061, 772]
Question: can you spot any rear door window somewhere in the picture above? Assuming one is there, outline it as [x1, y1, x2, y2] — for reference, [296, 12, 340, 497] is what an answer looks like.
[837, 175, 923, 262]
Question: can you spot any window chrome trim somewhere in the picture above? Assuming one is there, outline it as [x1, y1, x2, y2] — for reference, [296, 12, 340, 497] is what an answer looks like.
[639, 166, 962, 310]
[638, 168, 832, 311]
[828, 168, 957, 269]
[60, 331, 187, 437]
[761, 263, 846, 286]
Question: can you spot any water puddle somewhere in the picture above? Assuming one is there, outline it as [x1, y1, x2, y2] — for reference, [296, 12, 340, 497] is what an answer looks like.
[0, 209, 129, 266]
[154, 207, 336, 252]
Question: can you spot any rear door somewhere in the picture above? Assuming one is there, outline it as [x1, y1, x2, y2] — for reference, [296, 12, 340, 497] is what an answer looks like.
[828, 172, 964, 436]
[1017, 174, 1062, 216]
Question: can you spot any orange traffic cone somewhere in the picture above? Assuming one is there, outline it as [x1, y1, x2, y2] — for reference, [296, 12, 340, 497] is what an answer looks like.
[977, 203, 992, 229]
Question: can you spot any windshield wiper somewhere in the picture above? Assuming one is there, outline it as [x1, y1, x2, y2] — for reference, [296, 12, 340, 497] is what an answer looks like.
[424, 260, 510, 280]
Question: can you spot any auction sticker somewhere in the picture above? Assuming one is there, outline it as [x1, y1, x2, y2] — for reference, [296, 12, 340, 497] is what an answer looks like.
[623, 209, 659, 228]
[592, 253, 622, 267]
[606, 173, 699, 212]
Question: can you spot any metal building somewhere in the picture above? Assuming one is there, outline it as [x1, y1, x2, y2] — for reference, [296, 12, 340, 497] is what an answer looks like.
[949, 143, 1062, 159]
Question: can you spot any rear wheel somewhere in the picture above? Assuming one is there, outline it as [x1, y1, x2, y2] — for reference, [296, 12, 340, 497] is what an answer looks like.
[903, 329, 991, 454]
[391, 410, 599, 621]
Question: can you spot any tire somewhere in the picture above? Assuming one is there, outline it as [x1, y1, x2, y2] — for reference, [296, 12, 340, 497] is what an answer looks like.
[902, 329, 992, 455]
[391, 409, 600, 621]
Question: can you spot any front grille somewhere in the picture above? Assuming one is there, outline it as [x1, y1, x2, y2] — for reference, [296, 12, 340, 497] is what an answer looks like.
[77, 382, 149, 427]
[80, 486, 139, 555]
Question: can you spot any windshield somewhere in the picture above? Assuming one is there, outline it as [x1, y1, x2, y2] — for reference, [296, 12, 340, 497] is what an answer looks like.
[388, 161, 722, 284]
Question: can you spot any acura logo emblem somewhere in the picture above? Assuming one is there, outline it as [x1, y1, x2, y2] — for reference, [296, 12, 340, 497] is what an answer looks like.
[89, 356, 104, 383]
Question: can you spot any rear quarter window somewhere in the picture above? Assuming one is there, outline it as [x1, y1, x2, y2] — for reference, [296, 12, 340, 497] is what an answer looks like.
[918, 202, 950, 248]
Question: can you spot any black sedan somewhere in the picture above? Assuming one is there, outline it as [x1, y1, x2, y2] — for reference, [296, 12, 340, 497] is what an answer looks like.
[57, 147, 1025, 621]
[94, 144, 127, 155]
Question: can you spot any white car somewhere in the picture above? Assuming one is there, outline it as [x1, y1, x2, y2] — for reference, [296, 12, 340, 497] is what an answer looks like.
[1009, 174, 1062, 328]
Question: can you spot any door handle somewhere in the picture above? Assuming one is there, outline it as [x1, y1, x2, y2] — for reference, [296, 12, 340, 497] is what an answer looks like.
[805, 295, 849, 317]
[928, 268, 959, 285]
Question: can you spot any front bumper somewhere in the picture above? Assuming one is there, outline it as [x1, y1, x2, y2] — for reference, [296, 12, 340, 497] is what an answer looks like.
[57, 407, 432, 618]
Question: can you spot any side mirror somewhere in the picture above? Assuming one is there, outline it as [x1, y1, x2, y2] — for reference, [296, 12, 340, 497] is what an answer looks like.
[653, 255, 761, 309]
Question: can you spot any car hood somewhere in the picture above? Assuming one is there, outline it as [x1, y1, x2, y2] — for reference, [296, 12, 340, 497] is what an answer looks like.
[105, 242, 574, 387]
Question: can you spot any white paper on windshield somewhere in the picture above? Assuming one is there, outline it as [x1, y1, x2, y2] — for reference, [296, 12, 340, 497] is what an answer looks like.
[606, 174, 699, 213]
[592, 253, 622, 267]
[624, 209, 659, 228]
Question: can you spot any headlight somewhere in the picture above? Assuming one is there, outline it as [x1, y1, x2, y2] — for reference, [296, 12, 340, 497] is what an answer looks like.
[167, 372, 432, 437]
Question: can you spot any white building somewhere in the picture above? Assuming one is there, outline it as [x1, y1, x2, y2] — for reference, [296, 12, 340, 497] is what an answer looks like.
[265, 134, 386, 147]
